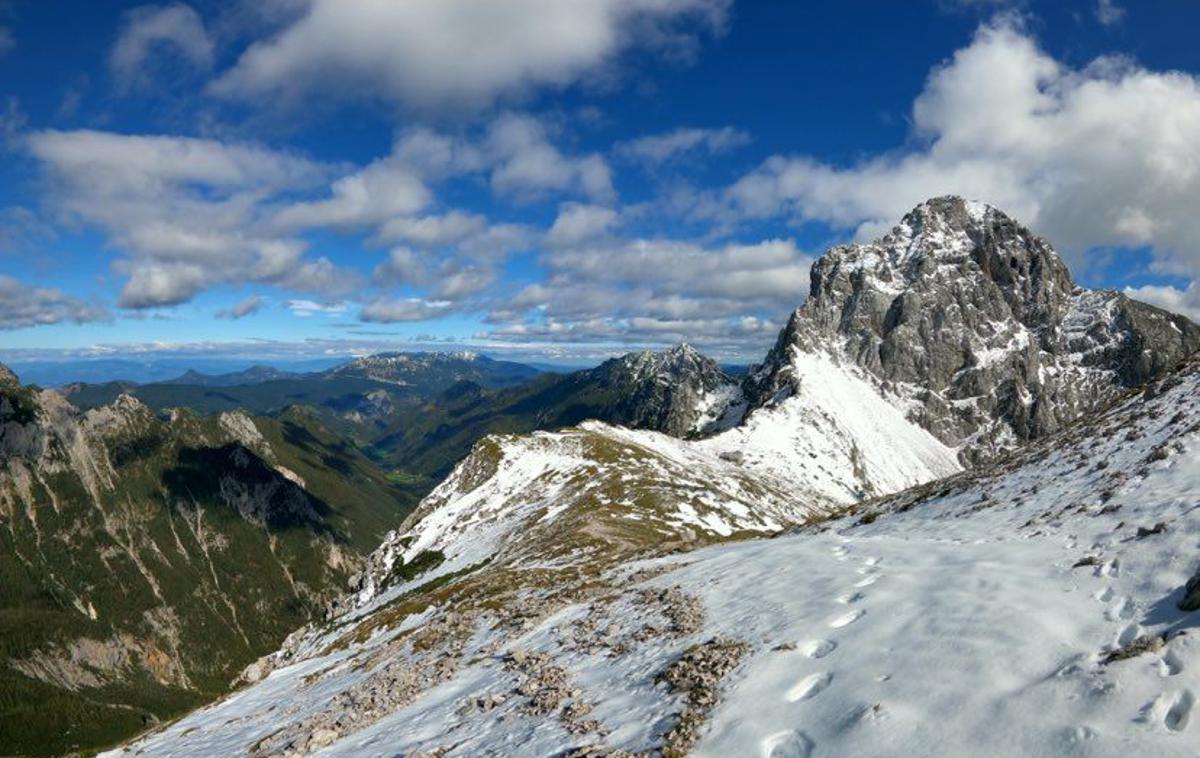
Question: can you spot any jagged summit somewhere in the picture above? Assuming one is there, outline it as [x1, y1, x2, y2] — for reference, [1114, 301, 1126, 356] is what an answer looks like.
[0, 362, 17, 386]
[604, 343, 716, 383]
[584, 344, 743, 436]
[805, 196, 1074, 328]
[747, 196, 1200, 461]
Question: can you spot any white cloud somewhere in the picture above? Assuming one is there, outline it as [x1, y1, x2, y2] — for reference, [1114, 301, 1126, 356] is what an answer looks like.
[111, 3, 214, 91]
[287, 299, 347, 317]
[481, 236, 812, 351]
[1124, 282, 1200, 322]
[27, 129, 359, 308]
[375, 211, 489, 248]
[372, 247, 427, 288]
[210, 0, 728, 111]
[726, 19, 1200, 288]
[616, 126, 749, 165]
[546, 203, 619, 247]
[216, 294, 264, 319]
[0, 276, 112, 330]
[29, 129, 326, 193]
[272, 152, 432, 231]
[486, 114, 614, 202]
[360, 297, 454, 323]
[1095, 0, 1126, 26]
[118, 262, 209, 308]
[275, 115, 612, 241]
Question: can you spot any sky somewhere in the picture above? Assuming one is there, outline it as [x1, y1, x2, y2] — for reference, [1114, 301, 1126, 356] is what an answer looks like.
[2, 0, 1200, 368]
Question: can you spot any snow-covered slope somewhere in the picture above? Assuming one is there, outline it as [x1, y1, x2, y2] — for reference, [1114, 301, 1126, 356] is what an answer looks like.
[344, 420, 825, 613]
[108, 354, 1199, 757]
[701, 349, 962, 501]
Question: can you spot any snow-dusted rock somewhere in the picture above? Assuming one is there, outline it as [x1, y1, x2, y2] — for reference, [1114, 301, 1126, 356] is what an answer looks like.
[746, 196, 1200, 463]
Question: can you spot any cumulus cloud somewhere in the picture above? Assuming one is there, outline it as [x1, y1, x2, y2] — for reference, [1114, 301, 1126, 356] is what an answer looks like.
[216, 294, 264, 319]
[546, 203, 620, 247]
[486, 114, 614, 202]
[1124, 282, 1200, 322]
[360, 297, 454, 323]
[26, 116, 579, 318]
[375, 211, 489, 248]
[27, 129, 363, 308]
[616, 126, 749, 165]
[480, 236, 812, 353]
[111, 3, 214, 91]
[727, 19, 1200, 289]
[276, 115, 611, 238]
[210, 0, 729, 111]
[271, 153, 432, 232]
[0, 276, 112, 330]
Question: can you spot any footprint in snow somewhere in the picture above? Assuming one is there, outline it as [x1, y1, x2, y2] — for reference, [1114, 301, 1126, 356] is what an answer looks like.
[830, 610, 865, 628]
[1106, 596, 1135, 621]
[786, 672, 832, 702]
[863, 557, 880, 567]
[1116, 623, 1141, 648]
[837, 592, 865, 605]
[1143, 690, 1195, 732]
[1094, 586, 1114, 603]
[1160, 648, 1184, 677]
[1166, 691, 1194, 731]
[761, 729, 814, 758]
[801, 639, 837, 659]
[854, 575, 879, 588]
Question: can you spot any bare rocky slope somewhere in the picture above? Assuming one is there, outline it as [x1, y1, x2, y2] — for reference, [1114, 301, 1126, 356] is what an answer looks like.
[106, 197, 1200, 757]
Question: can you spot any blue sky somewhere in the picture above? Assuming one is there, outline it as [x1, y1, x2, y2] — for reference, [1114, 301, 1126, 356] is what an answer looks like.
[1, 0, 1199, 367]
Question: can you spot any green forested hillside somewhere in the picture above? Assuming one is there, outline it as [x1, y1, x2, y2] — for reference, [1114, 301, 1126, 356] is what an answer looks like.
[0, 370, 415, 756]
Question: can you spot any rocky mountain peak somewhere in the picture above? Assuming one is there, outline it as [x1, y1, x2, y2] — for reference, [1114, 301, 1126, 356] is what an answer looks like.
[608, 343, 718, 384]
[749, 197, 1200, 461]
[0, 362, 18, 386]
[590, 345, 743, 437]
[806, 195, 1075, 334]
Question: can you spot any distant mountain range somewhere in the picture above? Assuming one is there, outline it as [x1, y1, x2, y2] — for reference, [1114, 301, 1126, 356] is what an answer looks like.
[2, 357, 346, 388]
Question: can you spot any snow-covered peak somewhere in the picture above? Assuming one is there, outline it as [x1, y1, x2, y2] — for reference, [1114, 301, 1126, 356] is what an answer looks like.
[332, 350, 484, 375]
